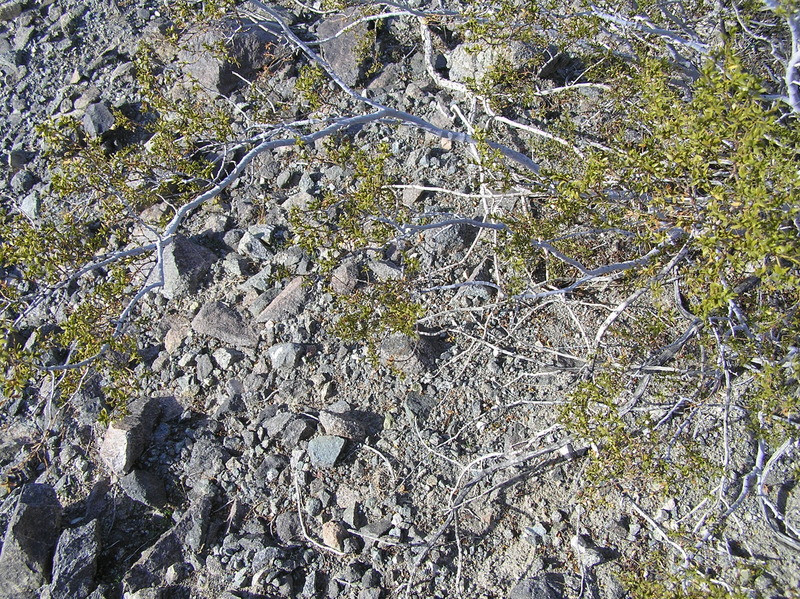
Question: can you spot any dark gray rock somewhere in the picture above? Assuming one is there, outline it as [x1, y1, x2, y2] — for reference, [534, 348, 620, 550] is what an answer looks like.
[302, 569, 322, 597]
[263, 411, 295, 438]
[119, 469, 167, 508]
[161, 235, 217, 300]
[308, 435, 346, 468]
[185, 438, 229, 488]
[9, 168, 35, 194]
[361, 568, 381, 589]
[0, 1, 23, 22]
[177, 21, 286, 95]
[237, 230, 272, 261]
[282, 418, 315, 448]
[267, 342, 305, 370]
[82, 102, 115, 138]
[98, 397, 160, 474]
[255, 453, 289, 482]
[123, 492, 212, 593]
[422, 222, 475, 264]
[317, 10, 370, 87]
[191, 301, 258, 349]
[274, 511, 303, 545]
[50, 520, 100, 599]
[0, 484, 62, 599]
[195, 353, 214, 381]
[509, 574, 565, 599]
[404, 392, 435, 425]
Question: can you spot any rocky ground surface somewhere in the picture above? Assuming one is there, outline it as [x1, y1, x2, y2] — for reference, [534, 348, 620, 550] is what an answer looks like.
[2, 1, 800, 598]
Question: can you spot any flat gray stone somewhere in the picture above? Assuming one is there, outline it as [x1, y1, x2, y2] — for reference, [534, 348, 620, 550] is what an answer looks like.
[308, 435, 346, 468]
[191, 301, 258, 349]
[255, 276, 308, 323]
[50, 520, 100, 599]
[0, 484, 62, 599]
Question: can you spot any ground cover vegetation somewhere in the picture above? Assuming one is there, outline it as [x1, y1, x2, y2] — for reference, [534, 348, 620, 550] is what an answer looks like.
[2, 0, 800, 595]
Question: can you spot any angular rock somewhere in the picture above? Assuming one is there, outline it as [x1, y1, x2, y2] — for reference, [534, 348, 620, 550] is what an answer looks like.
[178, 21, 286, 96]
[330, 261, 360, 295]
[191, 301, 258, 349]
[255, 276, 308, 322]
[302, 570, 322, 597]
[161, 235, 217, 300]
[0, 1, 23, 22]
[367, 260, 402, 282]
[237, 230, 272, 261]
[378, 334, 427, 373]
[308, 435, 346, 468]
[404, 392, 435, 425]
[50, 520, 100, 599]
[448, 40, 537, 84]
[282, 418, 315, 448]
[10, 169, 35, 194]
[0, 484, 62, 599]
[321, 520, 347, 551]
[98, 397, 160, 474]
[319, 410, 366, 441]
[262, 411, 295, 438]
[422, 221, 475, 263]
[19, 191, 40, 220]
[185, 438, 229, 488]
[123, 492, 212, 593]
[119, 469, 167, 508]
[212, 347, 243, 370]
[509, 574, 565, 599]
[274, 511, 302, 546]
[317, 9, 370, 87]
[82, 102, 115, 138]
[267, 342, 305, 370]
[192, 353, 211, 381]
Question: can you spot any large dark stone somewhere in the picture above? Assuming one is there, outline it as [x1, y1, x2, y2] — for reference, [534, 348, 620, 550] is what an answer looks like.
[178, 20, 286, 96]
[317, 9, 371, 87]
[123, 492, 212, 593]
[161, 235, 217, 300]
[50, 520, 100, 599]
[0, 484, 62, 599]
